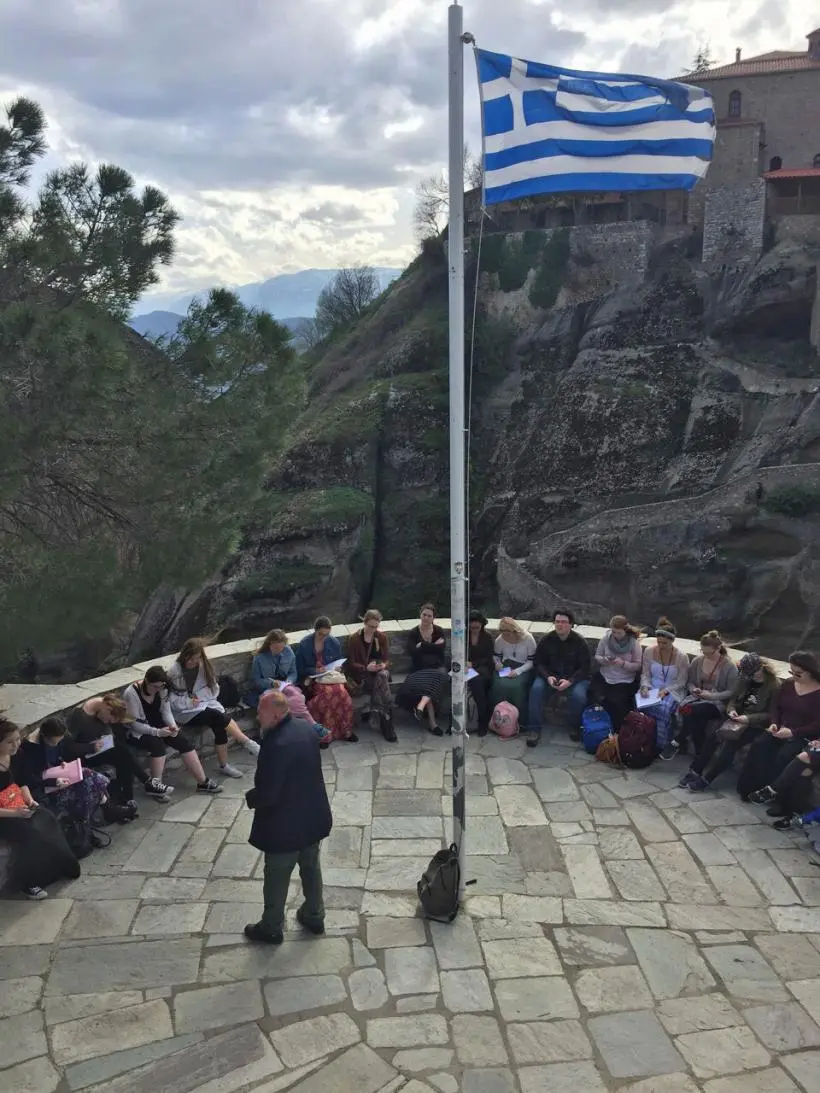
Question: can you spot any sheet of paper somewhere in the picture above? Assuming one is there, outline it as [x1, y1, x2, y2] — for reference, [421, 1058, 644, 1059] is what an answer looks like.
[636, 688, 660, 708]
[96, 733, 115, 753]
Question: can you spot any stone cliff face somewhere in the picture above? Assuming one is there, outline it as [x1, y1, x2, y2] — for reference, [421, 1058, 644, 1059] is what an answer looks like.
[133, 218, 820, 659]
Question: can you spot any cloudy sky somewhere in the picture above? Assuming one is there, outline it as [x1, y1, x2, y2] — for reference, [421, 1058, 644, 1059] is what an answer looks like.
[0, 0, 808, 303]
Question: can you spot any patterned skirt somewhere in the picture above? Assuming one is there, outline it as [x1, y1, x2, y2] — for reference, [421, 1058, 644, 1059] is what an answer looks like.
[49, 769, 109, 823]
[308, 683, 354, 741]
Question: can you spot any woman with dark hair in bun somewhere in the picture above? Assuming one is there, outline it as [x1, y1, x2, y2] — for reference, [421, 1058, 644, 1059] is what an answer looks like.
[739, 650, 820, 801]
[467, 611, 495, 736]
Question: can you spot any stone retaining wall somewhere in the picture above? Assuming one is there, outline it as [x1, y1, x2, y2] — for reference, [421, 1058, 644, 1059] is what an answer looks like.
[0, 621, 792, 731]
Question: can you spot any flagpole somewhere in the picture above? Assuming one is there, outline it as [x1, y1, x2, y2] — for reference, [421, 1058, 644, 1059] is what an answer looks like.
[447, 0, 468, 898]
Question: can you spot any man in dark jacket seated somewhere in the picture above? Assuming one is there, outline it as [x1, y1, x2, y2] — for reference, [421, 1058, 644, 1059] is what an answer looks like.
[244, 690, 333, 945]
[528, 609, 591, 745]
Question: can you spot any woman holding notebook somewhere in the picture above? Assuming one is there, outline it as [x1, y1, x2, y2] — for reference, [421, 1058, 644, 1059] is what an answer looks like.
[17, 716, 115, 826]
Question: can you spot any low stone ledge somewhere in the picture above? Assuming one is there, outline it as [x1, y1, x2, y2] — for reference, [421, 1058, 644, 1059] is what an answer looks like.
[0, 621, 791, 731]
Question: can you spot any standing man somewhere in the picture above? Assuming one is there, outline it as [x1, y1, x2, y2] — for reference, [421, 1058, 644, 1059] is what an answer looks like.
[528, 609, 591, 746]
[244, 690, 332, 945]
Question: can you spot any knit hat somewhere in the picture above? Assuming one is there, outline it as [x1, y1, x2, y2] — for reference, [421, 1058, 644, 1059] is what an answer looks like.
[738, 653, 762, 678]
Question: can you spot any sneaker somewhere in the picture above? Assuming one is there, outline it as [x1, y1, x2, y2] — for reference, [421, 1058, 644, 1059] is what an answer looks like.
[24, 886, 48, 901]
[413, 706, 424, 722]
[773, 815, 796, 830]
[244, 922, 283, 945]
[526, 731, 540, 748]
[144, 777, 173, 798]
[678, 771, 696, 789]
[477, 725, 488, 737]
[345, 732, 359, 743]
[688, 775, 710, 792]
[749, 786, 776, 805]
[245, 740, 261, 758]
[428, 724, 443, 737]
[219, 763, 244, 779]
[568, 727, 581, 742]
[660, 741, 679, 761]
[381, 716, 397, 743]
[196, 778, 223, 794]
[296, 908, 325, 936]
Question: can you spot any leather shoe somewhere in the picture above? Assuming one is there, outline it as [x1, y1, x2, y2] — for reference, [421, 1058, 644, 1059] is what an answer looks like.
[244, 922, 283, 944]
[296, 909, 325, 936]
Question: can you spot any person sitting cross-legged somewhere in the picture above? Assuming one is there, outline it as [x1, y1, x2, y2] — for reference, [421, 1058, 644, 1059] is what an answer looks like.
[122, 668, 223, 795]
[528, 609, 591, 746]
[751, 745, 820, 829]
[244, 691, 332, 945]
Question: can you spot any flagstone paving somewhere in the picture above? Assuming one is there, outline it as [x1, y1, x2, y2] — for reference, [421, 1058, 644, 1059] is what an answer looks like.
[3, 725, 820, 1093]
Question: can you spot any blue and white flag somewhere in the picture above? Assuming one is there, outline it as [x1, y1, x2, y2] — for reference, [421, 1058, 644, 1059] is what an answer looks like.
[476, 50, 715, 205]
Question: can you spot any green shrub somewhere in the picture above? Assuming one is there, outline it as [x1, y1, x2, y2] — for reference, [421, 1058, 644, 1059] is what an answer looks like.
[761, 485, 820, 518]
[231, 559, 332, 603]
[529, 228, 571, 310]
[498, 239, 534, 292]
[480, 234, 505, 275]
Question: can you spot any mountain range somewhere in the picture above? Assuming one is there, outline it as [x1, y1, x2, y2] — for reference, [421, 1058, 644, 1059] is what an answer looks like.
[134, 266, 402, 323]
[129, 310, 311, 341]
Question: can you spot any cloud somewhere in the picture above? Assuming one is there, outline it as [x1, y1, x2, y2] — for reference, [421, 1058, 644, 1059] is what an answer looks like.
[0, 0, 809, 300]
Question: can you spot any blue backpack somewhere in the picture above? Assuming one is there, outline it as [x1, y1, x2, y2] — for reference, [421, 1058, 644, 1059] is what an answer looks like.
[581, 705, 613, 754]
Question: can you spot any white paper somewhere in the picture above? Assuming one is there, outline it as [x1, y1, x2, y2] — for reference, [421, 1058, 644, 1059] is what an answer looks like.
[636, 688, 660, 709]
[309, 658, 346, 679]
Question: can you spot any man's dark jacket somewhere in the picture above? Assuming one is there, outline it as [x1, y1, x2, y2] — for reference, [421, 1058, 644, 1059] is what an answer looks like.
[534, 631, 591, 683]
[247, 714, 332, 854]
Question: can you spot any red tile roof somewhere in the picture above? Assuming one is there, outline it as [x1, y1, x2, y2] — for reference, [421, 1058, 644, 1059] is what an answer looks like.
[685, 50, 820, 80]
[763, 168, 820, 180]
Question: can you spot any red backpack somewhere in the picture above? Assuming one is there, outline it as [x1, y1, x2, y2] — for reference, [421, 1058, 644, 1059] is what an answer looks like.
[618, 711, 657, 769]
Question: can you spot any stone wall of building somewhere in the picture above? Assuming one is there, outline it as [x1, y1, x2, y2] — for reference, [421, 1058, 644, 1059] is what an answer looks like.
[697, 70, 820, 180]
[561, 221, 656, 305]
[706, 121, 764, 189]
[702, 179, 766, 264]
[774, 213, 820, 248]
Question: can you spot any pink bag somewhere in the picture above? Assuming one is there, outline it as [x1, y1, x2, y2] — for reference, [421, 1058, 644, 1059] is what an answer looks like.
[490, 701, 520, 738]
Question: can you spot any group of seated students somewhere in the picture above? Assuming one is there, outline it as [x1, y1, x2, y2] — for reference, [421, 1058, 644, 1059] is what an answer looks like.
[484, 608, 820, 831]
[3, 605, 818, 900]
[0, 637, 263, 900]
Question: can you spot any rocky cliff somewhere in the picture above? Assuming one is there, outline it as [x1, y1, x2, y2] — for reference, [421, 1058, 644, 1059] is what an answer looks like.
[131, 217, 820, 660]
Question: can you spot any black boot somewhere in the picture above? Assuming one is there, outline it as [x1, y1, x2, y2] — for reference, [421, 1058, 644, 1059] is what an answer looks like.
[381, 713, 397, 743]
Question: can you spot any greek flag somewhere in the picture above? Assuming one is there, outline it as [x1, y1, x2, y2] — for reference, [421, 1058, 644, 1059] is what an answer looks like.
[477, 50, 715, 205]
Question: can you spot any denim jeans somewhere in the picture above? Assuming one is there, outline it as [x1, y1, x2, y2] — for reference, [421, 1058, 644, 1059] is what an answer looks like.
[529, 677, 589, 734]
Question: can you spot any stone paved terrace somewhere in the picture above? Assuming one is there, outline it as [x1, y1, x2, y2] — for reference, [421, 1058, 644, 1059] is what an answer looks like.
[3, 719, 820, 1093]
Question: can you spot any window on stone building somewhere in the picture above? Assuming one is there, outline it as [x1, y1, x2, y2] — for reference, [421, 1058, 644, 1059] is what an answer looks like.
[814, 153, 820, 168]
[728, 90, 741, 118]
[769, 156, 782, 171]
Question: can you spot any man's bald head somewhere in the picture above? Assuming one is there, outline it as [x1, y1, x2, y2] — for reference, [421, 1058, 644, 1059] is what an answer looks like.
[258, 689, 290, 731]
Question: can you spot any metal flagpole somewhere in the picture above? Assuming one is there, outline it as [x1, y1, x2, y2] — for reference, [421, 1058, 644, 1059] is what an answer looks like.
[447, 0, 468, 898]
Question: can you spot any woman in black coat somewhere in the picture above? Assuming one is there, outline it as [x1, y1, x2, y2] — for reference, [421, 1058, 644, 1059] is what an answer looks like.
[468, 611, 496, 736]
[396, 603, 449, 736]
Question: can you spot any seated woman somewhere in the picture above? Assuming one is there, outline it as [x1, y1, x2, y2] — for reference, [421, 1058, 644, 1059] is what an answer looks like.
[738, 651, 820, 800]
[468, 611, 496, 736]
[396, 604, 449, 737]
[345, 609, 396, 742]
[666, 630, 738, 761]
[0, 716, 81, 900]
[167, 637, 261, 779]
[18, 716, 112, 829]
[262, 684, 332, 748]
[246, 630, 298, 708]
[296, 616, 343, 688]
[66, 694, 160, 818]
[680, 653, 780, 792]
[639, 618, 691, 753]
[123, 668, 223, 795]
[491, 618, 537, 731]
[592, 615, 643, 729]
[750, 744, 820, 829]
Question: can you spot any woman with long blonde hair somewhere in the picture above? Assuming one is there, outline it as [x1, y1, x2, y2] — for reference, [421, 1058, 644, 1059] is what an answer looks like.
[491, 618, 537, 730]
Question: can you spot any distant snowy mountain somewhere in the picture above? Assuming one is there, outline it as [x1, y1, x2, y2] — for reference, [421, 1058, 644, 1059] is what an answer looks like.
[137, 267, 402, 321]
[129, 311, 310, 343]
